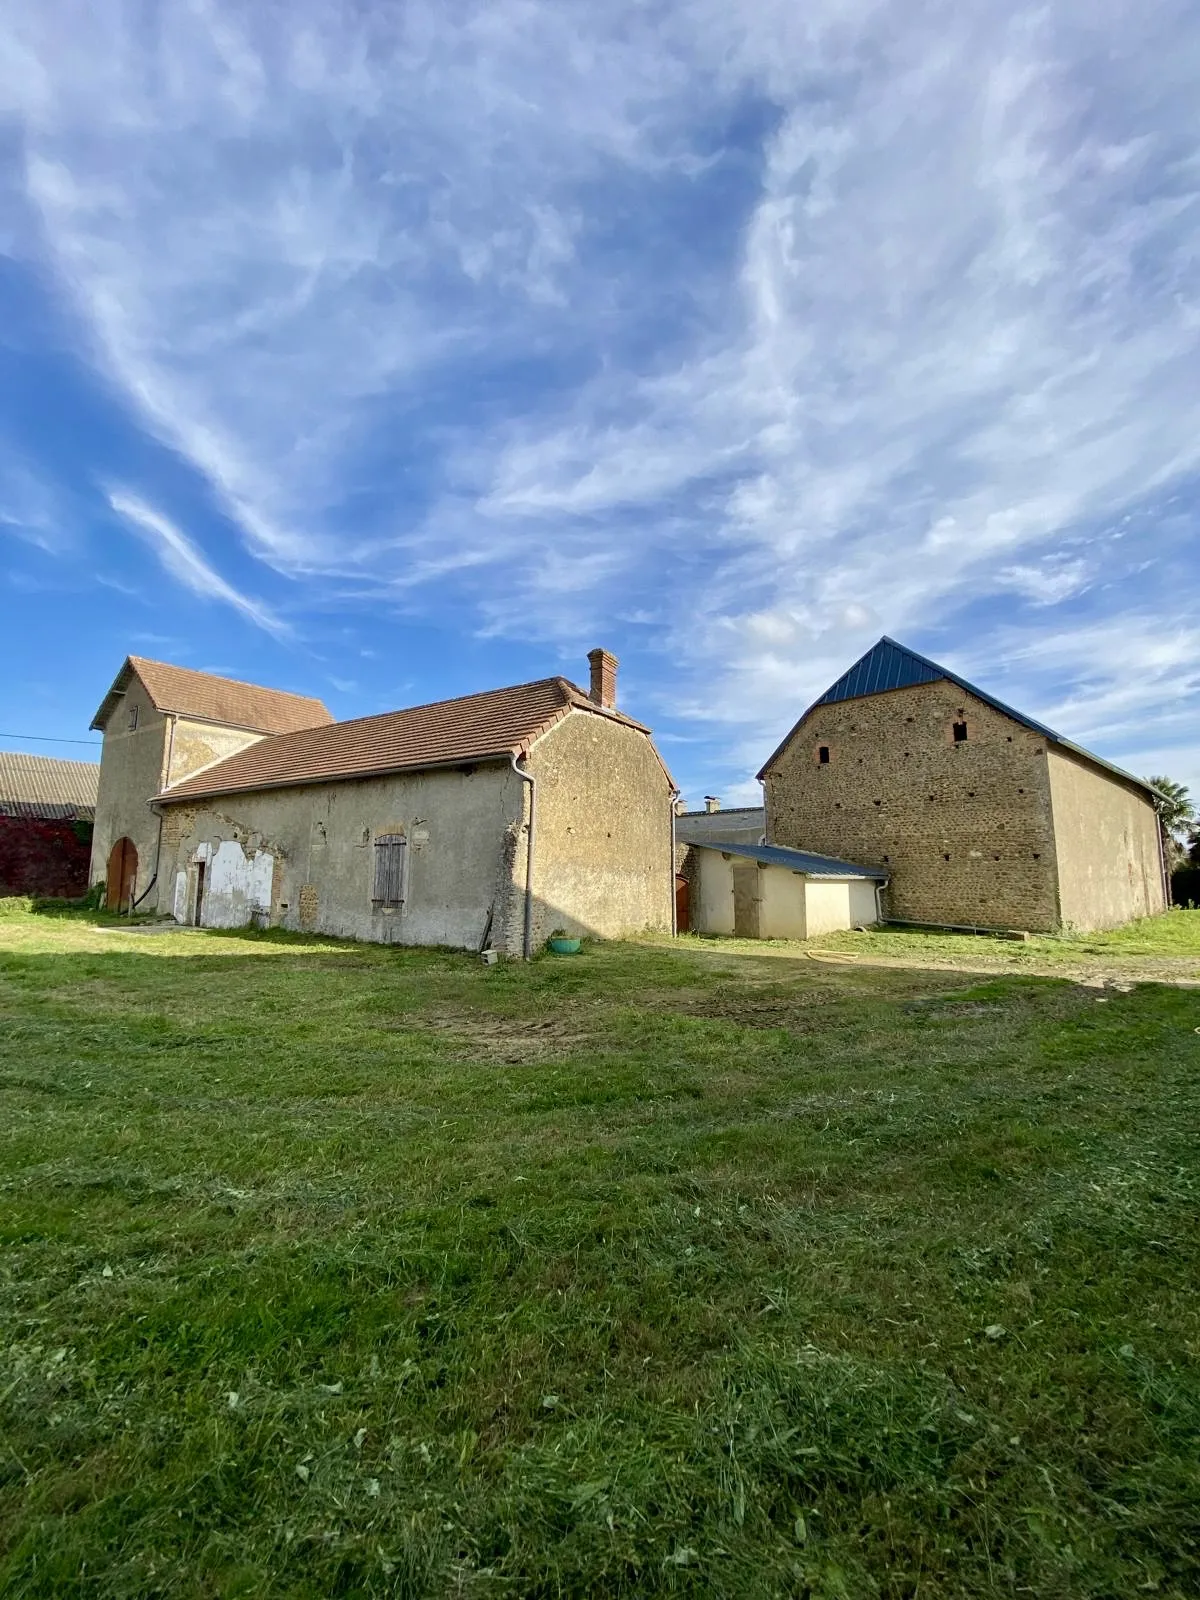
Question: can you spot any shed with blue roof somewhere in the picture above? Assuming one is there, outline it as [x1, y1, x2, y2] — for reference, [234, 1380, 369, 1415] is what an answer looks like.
[685, 838, 886, 939]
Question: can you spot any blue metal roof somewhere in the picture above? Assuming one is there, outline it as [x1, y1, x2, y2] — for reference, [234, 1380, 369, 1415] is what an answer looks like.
[693, 838, 886, 880]
[759, 636, 1158, 799]
[814, 637, 1058, 736]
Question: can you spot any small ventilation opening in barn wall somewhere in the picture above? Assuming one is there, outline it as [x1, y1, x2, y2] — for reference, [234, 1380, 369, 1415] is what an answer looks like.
[818, 746, 830, 764]
[952, 720, 968, 743]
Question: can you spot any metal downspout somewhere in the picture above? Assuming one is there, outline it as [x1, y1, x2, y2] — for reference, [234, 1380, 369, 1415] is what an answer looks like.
[132, 713, 175, 913]
[509, 753, 536, 959]
[670, 790, 680, 935]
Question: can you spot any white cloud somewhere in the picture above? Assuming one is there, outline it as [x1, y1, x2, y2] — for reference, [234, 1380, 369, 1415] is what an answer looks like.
[2, 0, 1199, 793]
[107, 490, 284, 636]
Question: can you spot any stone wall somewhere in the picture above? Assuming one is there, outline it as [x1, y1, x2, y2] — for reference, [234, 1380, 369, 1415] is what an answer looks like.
[764, 680, 1062, 930]
[525, 709, 673, 945]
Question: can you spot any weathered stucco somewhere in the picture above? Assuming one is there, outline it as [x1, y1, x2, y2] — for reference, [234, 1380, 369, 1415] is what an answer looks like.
[524, 708, 673, 944]
[154, 703, 674, 952]
[90, 669, 272, 905]
[1047, 749, 1165, 930]
[764, 680, 1062, 930]
[157, 761, 524, 948]
[89, 673, 170, 900]
[167, 719, 266, 786]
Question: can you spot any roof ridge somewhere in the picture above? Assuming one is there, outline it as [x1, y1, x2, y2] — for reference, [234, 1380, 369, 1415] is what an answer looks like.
[242, 676, 574, 744]
[127, 655, 327, 704]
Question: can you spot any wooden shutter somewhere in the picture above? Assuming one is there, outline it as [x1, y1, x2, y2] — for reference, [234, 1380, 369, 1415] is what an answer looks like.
[372, 833, 407, 907]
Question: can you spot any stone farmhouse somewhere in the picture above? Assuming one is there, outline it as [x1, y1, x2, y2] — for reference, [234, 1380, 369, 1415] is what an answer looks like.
[90, 657, 333, 911]
[0, 751, 98, 899]
[759, 637, 1167, 933]
[92, 649, 674, 954]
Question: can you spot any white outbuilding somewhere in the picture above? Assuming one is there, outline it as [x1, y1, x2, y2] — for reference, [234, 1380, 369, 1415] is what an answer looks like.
[684, 840, 886, 940]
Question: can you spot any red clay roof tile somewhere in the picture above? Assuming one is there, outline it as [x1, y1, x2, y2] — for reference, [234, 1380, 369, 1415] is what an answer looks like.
[156, 677, 653, 803]
[91, 657, 333, 735]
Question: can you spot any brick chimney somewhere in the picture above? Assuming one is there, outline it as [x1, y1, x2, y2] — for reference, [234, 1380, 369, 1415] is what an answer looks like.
[704, 795, 720, 813]
[587, 647, 618, 710]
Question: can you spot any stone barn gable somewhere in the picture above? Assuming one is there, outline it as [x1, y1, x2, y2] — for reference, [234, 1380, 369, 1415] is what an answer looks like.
[759, 637, 1167, 934]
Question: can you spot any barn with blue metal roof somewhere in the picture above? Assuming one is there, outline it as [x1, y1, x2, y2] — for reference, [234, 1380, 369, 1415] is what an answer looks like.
[757, 638, 1166, 933]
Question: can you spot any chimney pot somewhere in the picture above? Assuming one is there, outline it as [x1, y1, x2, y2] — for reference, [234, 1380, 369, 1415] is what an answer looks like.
[587, 647, 618, 709]
[704, 795, 720, 813]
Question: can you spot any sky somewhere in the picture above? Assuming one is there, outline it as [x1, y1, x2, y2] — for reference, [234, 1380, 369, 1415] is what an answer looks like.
[1, 0, 1198, 808]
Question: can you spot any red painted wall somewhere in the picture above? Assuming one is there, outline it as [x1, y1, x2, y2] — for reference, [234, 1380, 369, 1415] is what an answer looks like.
[0, 816, 93, 899]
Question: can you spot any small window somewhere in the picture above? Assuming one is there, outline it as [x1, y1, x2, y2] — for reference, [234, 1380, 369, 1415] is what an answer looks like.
[952, 721, 968, 743]
[818, 745, 830, 765]
[372, 833, 408, 909]
[127, 704, 139, 731]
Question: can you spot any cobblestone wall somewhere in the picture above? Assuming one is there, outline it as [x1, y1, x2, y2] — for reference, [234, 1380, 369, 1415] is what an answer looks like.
[763, 680, 1061, 930]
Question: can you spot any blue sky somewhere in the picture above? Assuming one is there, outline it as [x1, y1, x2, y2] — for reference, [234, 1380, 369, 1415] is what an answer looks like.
[2, 0, 1198, 807]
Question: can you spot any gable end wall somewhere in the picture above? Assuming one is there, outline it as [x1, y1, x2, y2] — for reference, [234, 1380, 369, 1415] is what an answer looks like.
[526, 710, 673, 942]
[89, 673, 170, 895]
[764, 679, 1061, 930]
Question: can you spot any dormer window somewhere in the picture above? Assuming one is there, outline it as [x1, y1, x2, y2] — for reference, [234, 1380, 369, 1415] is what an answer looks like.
[127, 704, 139, 731]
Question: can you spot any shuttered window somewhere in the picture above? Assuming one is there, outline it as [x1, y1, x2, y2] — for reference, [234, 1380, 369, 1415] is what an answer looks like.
[372, 833, 407, 909]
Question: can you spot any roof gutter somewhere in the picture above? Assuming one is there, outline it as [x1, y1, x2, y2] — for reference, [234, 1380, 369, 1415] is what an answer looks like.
[508, 753, 537, 960]
[154, 750, 520, 807]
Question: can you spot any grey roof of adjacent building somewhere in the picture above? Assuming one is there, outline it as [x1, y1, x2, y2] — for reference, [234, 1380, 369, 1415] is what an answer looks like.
[758, 636, 1162, 800]
[676, 806, 765, 845]
[0, 751, 99, 820]
[692, 838, 886, 880]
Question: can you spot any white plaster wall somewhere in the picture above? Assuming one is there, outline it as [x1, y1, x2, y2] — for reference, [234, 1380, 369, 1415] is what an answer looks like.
[848, 879, 882, 926]
[198, 839, 275, 928]
[173, 870, 188, 922]
[803, 880, 854, 937]
[757, 865, 808, 939]
[694, 849, 735, 934]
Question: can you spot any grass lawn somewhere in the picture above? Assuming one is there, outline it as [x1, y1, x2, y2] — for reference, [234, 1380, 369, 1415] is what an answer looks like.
[1, 908, 1198, 1598]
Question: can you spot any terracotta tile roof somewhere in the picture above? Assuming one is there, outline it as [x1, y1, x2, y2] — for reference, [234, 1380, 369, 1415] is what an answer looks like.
[91, 657, 333, 735]
[157, 677, 655, 804]
[0, 751, 99, 820]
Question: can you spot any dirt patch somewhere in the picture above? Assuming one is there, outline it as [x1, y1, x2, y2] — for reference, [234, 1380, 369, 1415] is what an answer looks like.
[389, 1012, 600, 1065]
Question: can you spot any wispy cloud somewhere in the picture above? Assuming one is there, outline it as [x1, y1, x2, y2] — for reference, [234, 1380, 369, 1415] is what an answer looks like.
[107, 490, 284, 636]
[1, 0, 1198, 793]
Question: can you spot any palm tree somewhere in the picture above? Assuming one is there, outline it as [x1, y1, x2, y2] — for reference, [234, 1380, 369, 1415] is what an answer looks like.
[1147, 776, 1195, 867]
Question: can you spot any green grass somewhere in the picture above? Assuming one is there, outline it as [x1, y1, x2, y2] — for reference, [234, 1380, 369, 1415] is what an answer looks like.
[1, 908, 1199, 1597]
[684, 908, 1200, 976]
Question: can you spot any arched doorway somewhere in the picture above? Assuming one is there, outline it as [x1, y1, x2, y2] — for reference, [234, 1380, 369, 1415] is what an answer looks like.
[106, 837, 138, 912]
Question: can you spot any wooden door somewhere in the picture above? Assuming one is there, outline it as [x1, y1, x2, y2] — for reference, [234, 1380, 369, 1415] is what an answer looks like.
[675, 873, 690, 934]
[105, 838, 138, 912]
[732, 859, 761, 938]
